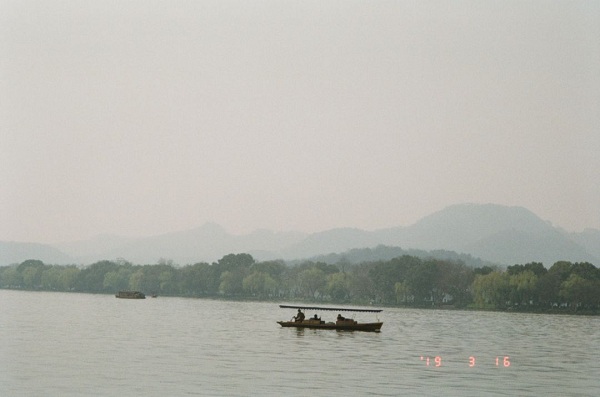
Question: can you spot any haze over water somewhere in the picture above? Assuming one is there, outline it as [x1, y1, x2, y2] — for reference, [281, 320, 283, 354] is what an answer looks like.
[1, 290, 598, 396]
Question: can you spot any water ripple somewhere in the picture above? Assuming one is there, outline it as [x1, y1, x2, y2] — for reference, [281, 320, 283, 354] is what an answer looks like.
[1, 290, 599, 396]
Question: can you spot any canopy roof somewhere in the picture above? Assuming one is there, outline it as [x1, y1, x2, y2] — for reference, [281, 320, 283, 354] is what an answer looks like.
[279, 305, 382, 313]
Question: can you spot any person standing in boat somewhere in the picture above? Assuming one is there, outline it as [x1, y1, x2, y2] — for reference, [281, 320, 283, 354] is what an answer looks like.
[294, 309, 305, 322]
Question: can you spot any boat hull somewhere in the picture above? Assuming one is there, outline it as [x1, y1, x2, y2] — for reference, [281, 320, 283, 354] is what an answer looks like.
[115, 291, 146, 299]
[277, 321, 383, 332]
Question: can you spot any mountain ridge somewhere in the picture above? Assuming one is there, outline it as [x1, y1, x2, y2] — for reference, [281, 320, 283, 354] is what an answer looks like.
[1, 203, 598, 266]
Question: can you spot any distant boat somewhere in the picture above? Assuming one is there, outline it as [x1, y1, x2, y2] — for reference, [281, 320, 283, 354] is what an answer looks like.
[115, 291, 146, 299]
[277, 305, 383, 332]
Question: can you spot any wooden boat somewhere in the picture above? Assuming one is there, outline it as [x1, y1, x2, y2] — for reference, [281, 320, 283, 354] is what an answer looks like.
[115, 290, 146, 299]
[277, 305, 383, 332]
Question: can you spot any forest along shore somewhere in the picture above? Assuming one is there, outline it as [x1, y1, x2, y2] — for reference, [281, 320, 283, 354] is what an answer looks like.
[1, 254, 599, 314]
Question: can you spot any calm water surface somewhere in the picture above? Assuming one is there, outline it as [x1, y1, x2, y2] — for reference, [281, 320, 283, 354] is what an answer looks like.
[1, 290, 598, 396]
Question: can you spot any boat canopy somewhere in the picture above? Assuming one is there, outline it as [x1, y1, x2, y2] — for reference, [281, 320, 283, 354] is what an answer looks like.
[279, 305, 382, 313]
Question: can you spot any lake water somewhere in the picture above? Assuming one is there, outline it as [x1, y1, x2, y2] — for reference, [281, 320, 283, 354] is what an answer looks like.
[1, 290, 598, 396]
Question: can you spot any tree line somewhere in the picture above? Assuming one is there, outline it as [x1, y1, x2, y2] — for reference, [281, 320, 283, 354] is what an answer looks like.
[1, 254, 598, 313]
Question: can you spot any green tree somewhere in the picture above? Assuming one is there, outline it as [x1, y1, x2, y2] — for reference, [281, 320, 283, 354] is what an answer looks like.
[430, 261, 473, 307]
[548, 261, 573, 280]
[217, 253, 255, 272]
[17, 260, 47, 289]
[128, 269, 145, 291]
[103, 267, 132, 292]
[242, 271, 277, 297]
[349, 264, 375, 302]
[405, 260, 437, 306]
[524, 262, 547, 277]
[179, 262, 212, 295]
[560, 274, 586, 310]
[369, 256, 420, 303]
[60, 266, 80, 291]
[41, 266, 65, 290]
[251, 260, 286, 280]
[537, 261, 574, 306]
[0, 265, 22, 287]
[212, 254, 254, 295]
[508, 270, 538, 305]
[559, 274, 599, 310]
[472, 271, 510, 308]
[219, 271, 244, 295]
[570, 262, 599, 280]
[298, 267, 326, 299]
[394, 281, 411, 304]
[326, 272, 350, 301]
[473, 266, 495, 276]
[77, 260, 119, 292]
[158, 268, 176, 294]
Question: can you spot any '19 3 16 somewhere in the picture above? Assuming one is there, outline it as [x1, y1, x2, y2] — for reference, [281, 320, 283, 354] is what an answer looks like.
[420, 356, 511, 367]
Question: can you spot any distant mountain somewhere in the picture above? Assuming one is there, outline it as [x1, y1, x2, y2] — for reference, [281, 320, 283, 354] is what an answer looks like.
[276, 204, 598, 266]
[386, 204, 597, 266]
[278, 228, 379, 260]
[0, 241, 73, 265]
[2, 203, 597, 267]
[570, 229, 600, 260]
[402, 204, 553, 249]
[55, 234, 136, 260]
[52, 223, 306, 265]
[298, 245, 495, 268]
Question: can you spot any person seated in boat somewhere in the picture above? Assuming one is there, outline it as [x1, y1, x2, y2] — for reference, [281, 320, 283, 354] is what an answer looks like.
[312, 314, 321, 321]
[294, 309, 305, 322]
[337, 313, 345, 321]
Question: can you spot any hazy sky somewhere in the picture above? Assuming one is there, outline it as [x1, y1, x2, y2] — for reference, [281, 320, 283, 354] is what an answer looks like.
[1, 1, 599, 243]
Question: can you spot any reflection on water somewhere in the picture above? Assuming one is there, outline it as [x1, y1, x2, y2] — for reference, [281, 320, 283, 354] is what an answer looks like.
[1, 290, 599, 396]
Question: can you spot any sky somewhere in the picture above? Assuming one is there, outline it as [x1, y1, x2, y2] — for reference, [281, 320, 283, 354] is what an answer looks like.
[1, 1, 599, 244]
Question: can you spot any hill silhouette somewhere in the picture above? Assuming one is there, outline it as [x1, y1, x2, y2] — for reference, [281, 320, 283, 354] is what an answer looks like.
[1, 203, 597, 266]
